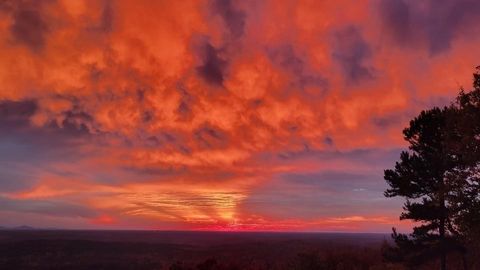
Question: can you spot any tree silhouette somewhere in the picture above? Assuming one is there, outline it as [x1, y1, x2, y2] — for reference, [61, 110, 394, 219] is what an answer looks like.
[384, 107, 456, 269]
[446, 69, 480, 268]
[384, 68, 480, 270]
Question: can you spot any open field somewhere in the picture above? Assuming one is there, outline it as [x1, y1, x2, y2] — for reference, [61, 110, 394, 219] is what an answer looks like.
[0, 230, 397, 270]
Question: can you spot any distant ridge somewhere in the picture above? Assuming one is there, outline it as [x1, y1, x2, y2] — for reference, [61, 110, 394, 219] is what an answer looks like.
[0, 225, 36, 230]
[14, 225, 35, 230]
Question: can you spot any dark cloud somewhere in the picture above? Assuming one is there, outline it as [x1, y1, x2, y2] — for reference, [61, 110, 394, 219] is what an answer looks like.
[0, 99, 91, 162]
[141, 111, 153, 123]
[372, 113, 404, 129]
[0, 99, 97, 192]
[332, 26, 375, 83]
[211, 0, 246, 38]
[194, 123, 228, 149]
[140, 132, 179, 148]
[423, 0, 480, 54]
[88, 0, 114, 34]
[0, 99, 37, 127]
[267, 45, 328, 93]
[99, 0, 114, 33]
[378, 0, 411, 46]
[60, 111, 94, 135]
[176, 85, 195, 121]
[268, 45, 303, 75]
[177, 100, 192, 120]
[324, 136, 334, 146]
[196, 43, 227, 86]
[122, 165, 185, 178]
[42, 97, 94, 135]
[377, 0, 480, 55]
[0, 196, 96, 218]
[9, 1, 48, 51]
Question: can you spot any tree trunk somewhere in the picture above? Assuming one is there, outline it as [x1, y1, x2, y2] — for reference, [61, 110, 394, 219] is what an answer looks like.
[440, 254, 446, 270]
[439, 178, 447, 270]
[439, 216, 446, 270]
[462, 252, 468, 270]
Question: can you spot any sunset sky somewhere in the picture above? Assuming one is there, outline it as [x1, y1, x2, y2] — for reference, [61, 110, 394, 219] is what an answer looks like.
[0, 0, 479, 232]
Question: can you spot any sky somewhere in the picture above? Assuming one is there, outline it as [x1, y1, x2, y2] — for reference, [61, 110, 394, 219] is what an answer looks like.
[0, 0, 479, 232]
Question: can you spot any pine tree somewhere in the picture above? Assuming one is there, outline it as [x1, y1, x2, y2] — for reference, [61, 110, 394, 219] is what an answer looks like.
[384, 68, 480, 269]
[384, 106, 457, 269]
[446, 68, 480, 268]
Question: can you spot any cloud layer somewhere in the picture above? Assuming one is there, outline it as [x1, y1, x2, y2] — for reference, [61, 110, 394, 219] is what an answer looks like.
[0, 0, 479, 231]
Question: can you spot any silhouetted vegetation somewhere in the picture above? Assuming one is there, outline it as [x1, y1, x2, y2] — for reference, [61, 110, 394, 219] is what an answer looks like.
[384, 68, 480, 270]
[1, 230, 479, 269]
[0, 230, 401, 270]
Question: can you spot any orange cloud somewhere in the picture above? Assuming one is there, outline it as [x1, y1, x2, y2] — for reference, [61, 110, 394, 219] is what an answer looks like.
[0, 0, 479, 231]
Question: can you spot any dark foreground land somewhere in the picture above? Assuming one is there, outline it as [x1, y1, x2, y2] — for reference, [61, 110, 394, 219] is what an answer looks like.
[0, 230, 438, 270]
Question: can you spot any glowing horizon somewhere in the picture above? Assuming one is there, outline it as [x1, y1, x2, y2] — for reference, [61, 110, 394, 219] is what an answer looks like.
[1, 0, 479, 232]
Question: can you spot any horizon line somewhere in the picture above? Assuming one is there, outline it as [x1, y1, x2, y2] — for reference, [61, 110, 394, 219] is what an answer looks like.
[0, 226, 393, 234]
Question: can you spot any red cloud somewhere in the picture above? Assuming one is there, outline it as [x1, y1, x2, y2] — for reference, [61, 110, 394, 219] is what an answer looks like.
[0, 0, 478, 231]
